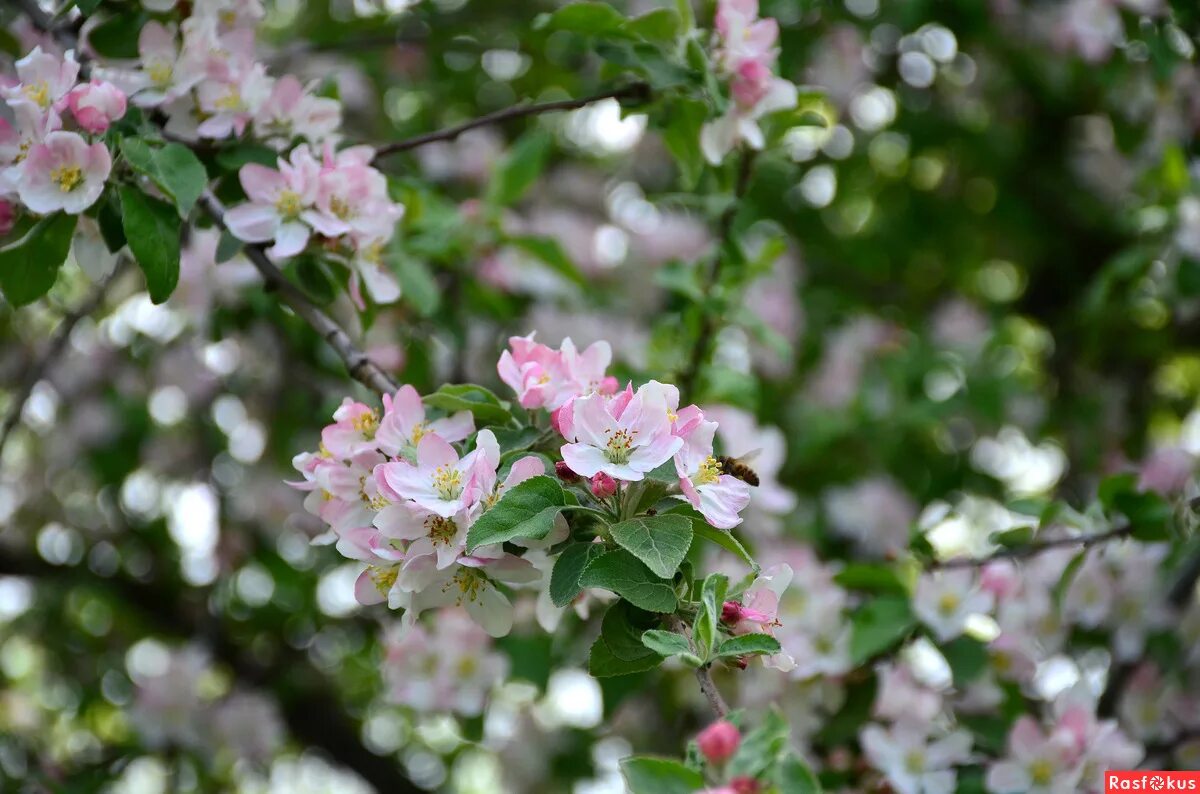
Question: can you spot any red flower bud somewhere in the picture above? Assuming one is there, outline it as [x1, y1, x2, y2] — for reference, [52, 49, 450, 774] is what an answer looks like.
[721, 600, 743, 623]
[697, 720, 740, 765]
[730, 777, 760, 794]
[590, 472, 617, 499]
[555, 460, 580, 483]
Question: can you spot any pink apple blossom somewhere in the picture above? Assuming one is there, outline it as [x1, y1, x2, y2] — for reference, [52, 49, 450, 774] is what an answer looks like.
[225, 144, 320, 258]
[375, 433, 486, 518]
[253, 74, 341, 146]
[985, 716, 1083, 794]
[559, 384, 683, 482]
[913, 569, 995, 642]
[375, 385, 473, 459]
[714, 0, 780, 71]
[17, 130, 111, 214]
[861, 721, 972, 794]
[64, 80, 127, 134]
[5, 46, 78, 112]
[674, 415, 750, 529]
[497, 333, 616, 412]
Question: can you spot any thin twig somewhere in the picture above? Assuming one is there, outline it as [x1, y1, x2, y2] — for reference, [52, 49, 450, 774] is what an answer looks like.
[198, 192, 399, 396]
[0, 260, 126, 461]
[666, 615, 730, 719]
[929, 524, 1135, 569]
[679, 150, 756, 399]
[372, 83, 649, 158]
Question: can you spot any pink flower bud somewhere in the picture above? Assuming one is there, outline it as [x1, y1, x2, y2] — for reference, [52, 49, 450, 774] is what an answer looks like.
[731, 59, 772, 109]
[697, 720, 740, 765]
[66, 80, 127, 134]
[590, 472, 617, 500]
[721, 600, 743, 623]
[0, 200, 15, 237]
[730, 777, 760, 794]
[555, 460, 580, 483]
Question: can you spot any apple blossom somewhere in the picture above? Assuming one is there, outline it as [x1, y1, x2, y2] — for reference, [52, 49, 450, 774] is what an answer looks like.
[375, 433, 485, 518]
[559, 385, 683, 482]
[375, 385, 474, 460]
[913, 569, 995, 643]
[17, 130, 111, 214]
[497, 333, 617, 412]
[985, 716, 1083, 794]
[64, 80, 127, 134]
[5, 46, 77, 112]
[861, 721, 972, 794]
[674, 415, 751, 529]
[253, 74, 341, 146]
[224, 144, 320, 258]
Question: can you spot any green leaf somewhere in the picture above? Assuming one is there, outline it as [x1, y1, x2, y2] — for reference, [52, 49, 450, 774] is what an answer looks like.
[579, 550, 678, 613]
[589, 635, 662, 677]
[424, 384, 512, 426]
[89, 11, 147, 58]
[728, 709, 789, 779]
[675, 0, 695, 31]
[0, 213, 77, 307]
[609, 514, 693, 578]
[540, 2, 628, 35]
[989, 526, 1036, 548]
[602, 601, 662, 661]
[834, 563, 909, 595]
[119, 186, 180, 304]
[293, 257, 336, 304]
[596, 41, 694, 90]
[662, 97, 708, 189]
[716, 633, 781, 658]
[1113, 490, 1172, 540]
[694, 572, 728, 661]
[624, 8, 681, 42]
[776, 752, 823, 794]
[620, 757, 705, 794]
[941, 635, 990, 688]
[466, 475, 568, 551]
[486, 130, 552, 207]
[119, 138, 208, 217]
[690, 520, 757, 569]
[640, 629, 691, 657]
[507, 235, 587, 287]
[849, 595, 915, 666]
[550, 542, 606, 607]
[215, 144, 278, 171]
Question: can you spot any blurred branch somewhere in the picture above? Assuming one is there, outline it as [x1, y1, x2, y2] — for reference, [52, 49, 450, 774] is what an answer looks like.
[0, 260, 126, 464]
[679, 150, 755, 400]
[197, 192, 399, 396]
[928, 524, 1134, 569]
[371, 82, 649, 158]
[0, 546, 419, 794]
[666, 615, 729, 719]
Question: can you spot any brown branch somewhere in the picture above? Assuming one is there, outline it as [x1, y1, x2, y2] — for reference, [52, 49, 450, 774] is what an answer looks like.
[0, 260, 126, 462]
[371, 82, 649, 159]
[929, 524, 1135, 569]
[679, 150, 756, 399]
[666, 615, 730, 719]
[197, 192, 399, 396]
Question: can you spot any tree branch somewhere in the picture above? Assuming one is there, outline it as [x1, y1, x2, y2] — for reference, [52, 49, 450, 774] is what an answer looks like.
[0, 260, 126, 462]
[197, 192, 399, 396]
[928, 524, 1135, 569]
[371, 82, 649, 159]
[679, 150, 756, 399]
[666, 615, 730, 719]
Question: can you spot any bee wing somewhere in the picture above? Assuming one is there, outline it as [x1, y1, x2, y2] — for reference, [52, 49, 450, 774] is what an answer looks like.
[735, 448, 764, 464]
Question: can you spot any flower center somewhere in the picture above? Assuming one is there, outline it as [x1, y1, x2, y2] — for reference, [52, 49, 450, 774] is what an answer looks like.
[427, 516, 458, 546]
[351, 409, 379, 439]
[449, 567, 487, 604]
[214, 87, 242, 111]
[409, 421, 429, 445]
[147, 61, 173, 87]
[51, 164, 83, 193]
[1029, 759, 1054, 786]
[937, 592, 959, 615]
[432, 465, 463, 501]
[359, 240, 384, 265]
[904, 750, 925, 774]
[603, 428, 637, 465]
[370, 565, 397, 595]
[695, 456, 722, 485]
[23, 81, 50, 108]
[275, 189, 303, 219]
[457, 656, 478, 676]
[329, 195, 353, 220]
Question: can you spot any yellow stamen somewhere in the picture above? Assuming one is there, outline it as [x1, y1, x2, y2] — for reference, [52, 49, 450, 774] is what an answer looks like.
[432, 465, 463, 501]
[213, 88, 242, 111]
[275, 189, 303, 219]
[603, 428, 637, 465]
[937, 592, 960, 615]
[51, 164, 83, 193]
[351, 409, 379, 439]
[147, 61, 173, 87]
[695, 456, 722, 486]
[371, 566, 398, 595]
[23, 82, 50, 109]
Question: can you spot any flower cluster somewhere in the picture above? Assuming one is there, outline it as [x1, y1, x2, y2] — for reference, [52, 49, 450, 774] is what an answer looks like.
[224, 142, 405, 305]
[1, 47, 126, 219]
[95, 1, 339, 146]
[700, 0, 799, 164]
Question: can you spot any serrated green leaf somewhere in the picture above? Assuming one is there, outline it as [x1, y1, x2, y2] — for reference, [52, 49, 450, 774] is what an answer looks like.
[602, 601, 661, 661]
[0, 213, 77, 307]
[716, 633, 781, 658]
[620, 757, 705, 794]
[579, 550, 678, 612]
[120, 138, 208, 217]
[424, 384, 512, 426]
[776, 752, 823, 794]
[466, 475, 568, 550]
[119, 185, 180, 304]
[550, 542, 606, 607]
[728, 709, 790, 779]
[694, 572, 727, 661]
[609, 514, 693, 578]
[849, 595, 915, 666]
[589, 635, 663, 677]
[640, 629, 691, 657]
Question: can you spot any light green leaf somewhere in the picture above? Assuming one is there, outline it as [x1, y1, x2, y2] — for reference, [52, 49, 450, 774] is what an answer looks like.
[0, 213, 77, 307]
[120, 138, 208, 217]
[506, 235, 587, 287]
[119, 185, 180, 304]
[609, 514, 693, 578]
[776, 752, 823, 794]
[686, 515, 757, 570]
[693, 572, 727, 661]
[716, 633, 781, 658]
[623, 8, 680, 42]
[487, 130, 552, 207]
[465, 475, 568, 550]
[662, 97, 708, 188]
[579, 550, 678, 613]
[539, 2, 628, 35]
[424, 384, 512, 426]
[620, 757, 705, 794]
[728, 709, 790, 779]
[849, 595, 915, 666]
[640, 629, 691, 657]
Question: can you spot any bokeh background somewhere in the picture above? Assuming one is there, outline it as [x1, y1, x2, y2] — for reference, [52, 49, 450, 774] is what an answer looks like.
[3, 0, 1200, 791]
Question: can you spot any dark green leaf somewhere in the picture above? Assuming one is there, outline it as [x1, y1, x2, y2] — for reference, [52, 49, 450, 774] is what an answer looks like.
[424, 384, 512, 426]
[487, 130, 552, 207]
[728, 709, 789, 779]
[776, 753, 823, 794]
[716, 633, 781, 658]
[624, 8, 681, 42]
[601, 601, 662, 661]
[89, 12, 147, 58]
[620, 757, 705, 794]
[609, 514, 693, 578]
[694, 572, 727, 661]
[120, 186, 180, 304]
[0, 213, 78, 307]
[687, 517, 756, 569]
[579, 550, 678, 612]
[941, 636, 990, 688]
[662, 97, 708, 188]
[507, 235, 587, 287]
[466, 475, 568, 550]
[550, 542, 606, 607]
[540, 2, 628, 35]
[833, 563, 909, 595]
[849, 595, 915, 666]
[120, 138, 208, 217]
[215, 144, 278, 171]
[589, 635, 663, 677]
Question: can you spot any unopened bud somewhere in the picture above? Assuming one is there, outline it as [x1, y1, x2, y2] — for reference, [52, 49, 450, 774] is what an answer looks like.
[730, 778, 760, 794]
[696, 720, 740, 765]
[721, 601, 743, 623]
[590, 472, 617, 500]
[555, 461, 580, 483]
[732, 655, 748, 670]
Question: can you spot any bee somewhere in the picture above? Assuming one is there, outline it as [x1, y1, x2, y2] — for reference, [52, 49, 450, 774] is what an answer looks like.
[716, 449, 761, 487]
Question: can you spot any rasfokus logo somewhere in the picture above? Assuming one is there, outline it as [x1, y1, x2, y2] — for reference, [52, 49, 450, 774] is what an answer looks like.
[1107, 772, 1200, 791]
